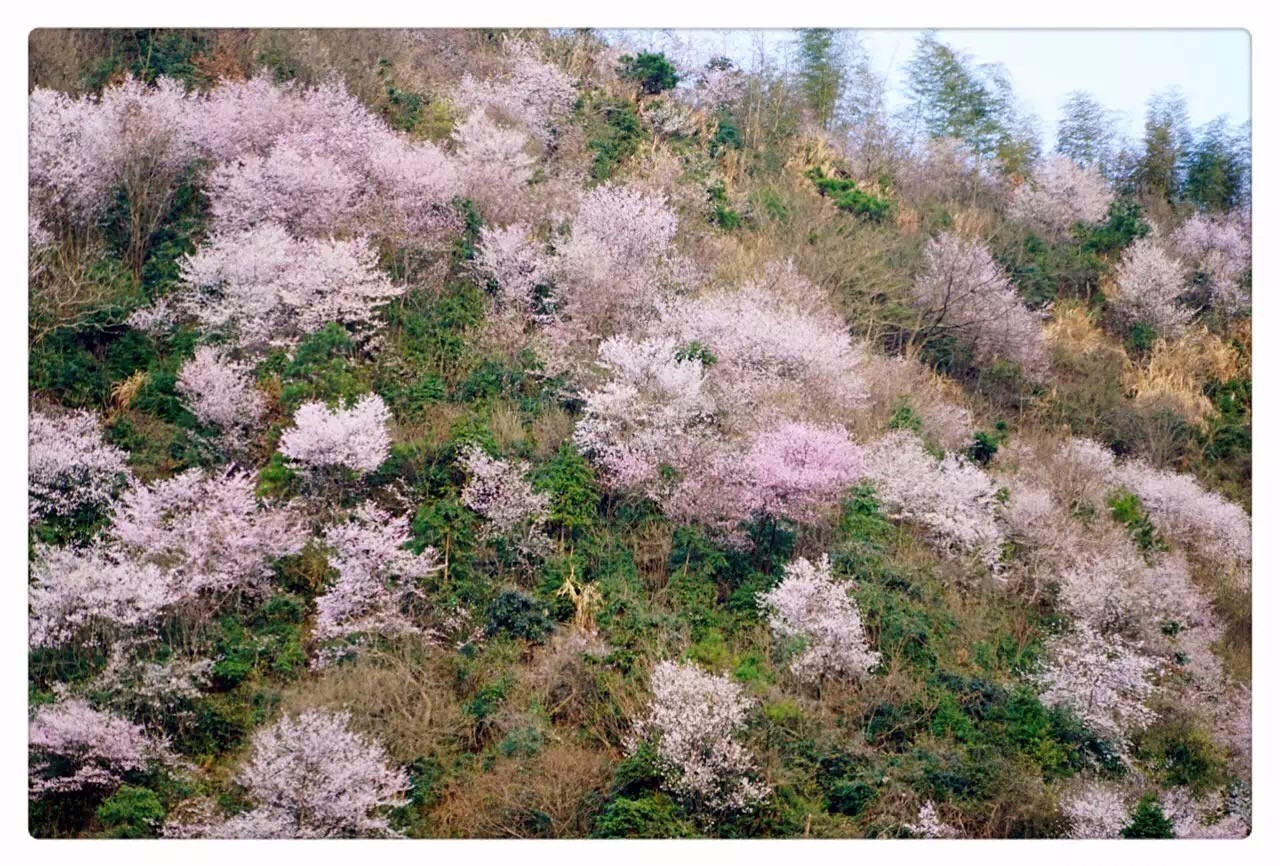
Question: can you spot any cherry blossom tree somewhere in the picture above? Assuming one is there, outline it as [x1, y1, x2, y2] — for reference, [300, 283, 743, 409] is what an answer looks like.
[758, 555, 879, 683]
[1110, 458, 1251, 572]
[652, 271, 869, 415]
[279, 394, 392, 477]
[177, 224, 401, 352]
[1036, 625, 1160, 741]
[313, 502, 440, 648]
[109, 467, 301, 599]
[1008, 153, 1113, 241]
[29, 76, 199, 271]
[214, 710, 409, 838]
[473, 223, 553, 319]
[206, 136, 363, 237]
[553, 184, 683, 340]
[907, 800, 959, 838]
[1172, 210, 1251, 314]
[740, 421, 864, 524]
[630, 661, 770, 817]
[29, 700, 166, 799]
[455, 40, 576, 144]
[1061, 781, 1130, 839]
[459, 445, 552, 560]
[29, 544, 173, 649]
[453, 110, 536, 218]
[176, 346, 267, 441]
[863, 430, 1004, 567]
[1110, 237, 1191, 335]
[29, 409, 131, 522]
[911, 232, 1049, 379]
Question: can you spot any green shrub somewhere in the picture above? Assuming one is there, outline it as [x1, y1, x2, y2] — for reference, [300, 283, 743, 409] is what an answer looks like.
[96, 786, 165, 838]
[594, 794, 698, 838]
[484, 590, 554, 643]
[1121, 794, 1175, 838]
[618, 52, 680, 94]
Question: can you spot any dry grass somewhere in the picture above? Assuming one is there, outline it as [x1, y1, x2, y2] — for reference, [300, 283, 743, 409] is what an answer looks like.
[425, 740, 613, 838]
[278, 642, 468, 766]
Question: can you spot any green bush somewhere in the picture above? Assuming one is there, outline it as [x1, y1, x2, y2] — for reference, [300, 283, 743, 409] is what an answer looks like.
[96, 785, 165, 838]
[1121, 794, 1174, 838]
[618, 52, 680, 95]
[484, 590, 554, 643]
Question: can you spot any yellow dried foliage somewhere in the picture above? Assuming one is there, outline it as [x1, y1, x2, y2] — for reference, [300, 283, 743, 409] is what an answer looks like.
[109, 371, 149, 419]
[1126, 328, 1247, 424]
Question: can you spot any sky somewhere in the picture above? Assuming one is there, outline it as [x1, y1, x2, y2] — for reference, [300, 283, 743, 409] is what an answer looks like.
[608, 29, 1251, 146]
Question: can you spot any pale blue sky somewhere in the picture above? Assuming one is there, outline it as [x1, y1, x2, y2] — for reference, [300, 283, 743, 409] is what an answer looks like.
[608, 29, 1251, 145]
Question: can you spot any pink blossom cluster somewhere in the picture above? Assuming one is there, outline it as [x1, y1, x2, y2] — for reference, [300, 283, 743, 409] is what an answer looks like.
[29, 76, 198, 226]
[907, 800, 959, 838]
[196, 74, 461, 243]
[110, 467, 302, 597]
[314, 502, 440, 645]
[453, 110, 537, 214]
[1008, 153, 1113, 241]
[1161, 788, 1249, 839]
[757, 556, 879, 683]
[912, 232, 1049, 379]
[279, 394, 392, 476]
[1060, 781, 1131, 839]
[573, 335, 713, 497]
[1110, 458, 1251, 571]
[652, 271, 870, 413]
[1173, 210, 1252, 314]
[1110, 237, 1191, 335]
[473, 223, 553, 318]
[1035, 625, 1160, 741]
[631, 661, 770, 816]
[455, 40, 577, 144]
[29, 699, 163, 798]
[29, 544, 173, 648]
[862, 430, 1005, 567]
[552, 184, 684, 339]
[176, 345, 267, 438]
[739, 422, 864, 524]
[459, 445, 552, 558]
[29, 409, 132, 521]
[170, 710, 409, 838]
[176, 223, 401, 352]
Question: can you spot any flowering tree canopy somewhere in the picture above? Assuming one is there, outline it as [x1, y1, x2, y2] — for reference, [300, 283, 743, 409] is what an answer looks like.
[279, 394, 392, 476]
[631, 661, 769, 817]
[758, 555, 880, 682]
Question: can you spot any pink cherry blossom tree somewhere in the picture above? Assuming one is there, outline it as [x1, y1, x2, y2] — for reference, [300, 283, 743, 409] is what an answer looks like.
[313, 502, 440, 649]
[176, 345, 267, 442]
[29, 544, 173, 649]
[1008, 153, 1113, 241]
[279, 394, 392, 477]
[29, 699, 167, 799]
[29, 409, 132, 522]
[213, 709, 410, 838]
[862, 430, 1004, 567]
[630, 661, 770, 817]
[109, 467, 301, 600]
[758, 555, 879, 683]
[911, 232, 1049, 380]
[1110, 237, 1191, 336]
[1035, 625, 1160, 741]
[1172, 210, 1251, 314]
[176, 224, 401, 352]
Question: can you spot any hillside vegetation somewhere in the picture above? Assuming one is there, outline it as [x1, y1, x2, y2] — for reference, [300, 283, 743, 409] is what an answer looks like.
[27, 28, 1250, 839]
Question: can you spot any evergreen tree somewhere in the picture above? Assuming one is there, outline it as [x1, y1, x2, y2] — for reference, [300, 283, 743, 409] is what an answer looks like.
[1057, 90, 1120, 177]
[1120, 794, 1175, 839]
[1183, 116, 1250, 211]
